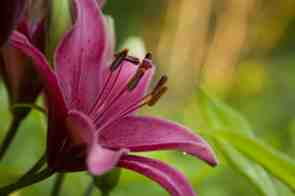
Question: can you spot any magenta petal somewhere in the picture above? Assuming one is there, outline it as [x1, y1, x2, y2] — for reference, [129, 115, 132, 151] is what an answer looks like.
[9, 31, 67, 115]
[87, 143, 128, 175]
[55, 0, 108, 112]
[66, 110, 97, 145]
[118, 155, 196, 196]
[99, 116, 218, 166]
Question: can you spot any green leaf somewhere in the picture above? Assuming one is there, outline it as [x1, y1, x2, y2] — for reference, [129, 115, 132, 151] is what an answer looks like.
[215, 139, 277, 196]
[197, 89, 252, 135]
[0, 165, 21, 187]
[93, 168, 121, 194]
[215, 130, 295, 191]
[196, 89, 281, 195]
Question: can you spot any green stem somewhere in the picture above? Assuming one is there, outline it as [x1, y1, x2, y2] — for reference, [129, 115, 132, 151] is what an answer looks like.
[19, 153, 47, 181]
[50, 173, 65, 196]
[11, 103, 47, 116]
[84, 181, 95, 196]
[102, 192, 110, 196]
[0, 117, 21, 161]
[0, 168, 54, 195]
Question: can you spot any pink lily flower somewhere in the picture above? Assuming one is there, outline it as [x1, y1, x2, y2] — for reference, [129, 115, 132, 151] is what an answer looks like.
[9, 0, 217, 195]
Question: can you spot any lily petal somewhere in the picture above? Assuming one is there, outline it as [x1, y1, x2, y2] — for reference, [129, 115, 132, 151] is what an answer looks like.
[87, 143, 127, 175]
[99, 116, 218, 166]
[118, 155, 196, 196]
[55, 0, 107, 112]
[66, 110, 96, 145]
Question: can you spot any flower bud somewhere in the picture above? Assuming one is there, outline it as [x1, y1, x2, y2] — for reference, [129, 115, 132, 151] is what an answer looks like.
[0, 0, 26, 46]
[0, 19, 45, 120]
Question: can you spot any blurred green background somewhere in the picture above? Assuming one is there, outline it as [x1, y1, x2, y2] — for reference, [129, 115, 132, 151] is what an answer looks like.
[1, 0, 295, 195]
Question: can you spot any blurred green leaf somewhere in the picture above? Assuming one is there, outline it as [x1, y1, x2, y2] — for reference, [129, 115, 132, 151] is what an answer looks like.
[215, 130, 295, 191]
[215, 139, 277, 196]
[196, 89, 280, 195]
[0, 165, 21, 187]
[197, 89, 252, 135]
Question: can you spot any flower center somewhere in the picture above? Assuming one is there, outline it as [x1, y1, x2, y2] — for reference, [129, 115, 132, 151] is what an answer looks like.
[87, 50, 168, 130]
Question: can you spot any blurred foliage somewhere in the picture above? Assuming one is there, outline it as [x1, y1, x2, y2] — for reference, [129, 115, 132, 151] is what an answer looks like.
[1, 0, 295, 195]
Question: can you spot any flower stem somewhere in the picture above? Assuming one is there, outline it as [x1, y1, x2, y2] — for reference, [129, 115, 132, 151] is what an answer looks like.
[0, 117, 21, 161]
[0, 168, 54, 195]
[19, 153, 47, 181]
[84, 181, 95, 196]
[50, 173, 65, 196]
[11, 103, 47, 115]
[102, 191, 110, 196]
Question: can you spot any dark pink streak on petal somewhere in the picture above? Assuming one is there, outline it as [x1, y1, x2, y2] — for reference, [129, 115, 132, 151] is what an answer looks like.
[118, 155, 196, 196]
[55, 0, 107, 112]
[99, 116, 218, 166]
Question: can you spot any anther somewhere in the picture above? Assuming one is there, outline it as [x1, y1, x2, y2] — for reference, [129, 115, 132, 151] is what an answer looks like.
[110, 48, 128, 71]
[124, 56, 140, 65]
[127, 68, 145, 91]
[145, 52, 152, 60]
[141, 59, 153, 70]
[148, 86, 168, 106]
[153, 75, 168, 94]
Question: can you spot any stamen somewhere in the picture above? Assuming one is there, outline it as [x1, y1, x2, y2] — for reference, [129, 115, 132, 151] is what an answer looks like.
[110, 76, 168, 121]
[148, 86, 168, 106]
[110, 48, 128, 71]
[94, 64, 150, 123]
[145, 52, 152, 60]
[96, 82, 168, 130]
[92, 56, 143, 119]
[89, 51, 128, 114]
[97, 94, 153, 130]
[127, 58, 153, 91]
[124, 56, 140, 64]
[153, 75, 168, 93]
[141, 59, 153, 70]
[93, 52, 166, 128]
[89, 64, 123, 115]
[127, 68, 145, 91]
